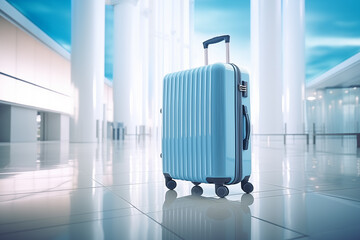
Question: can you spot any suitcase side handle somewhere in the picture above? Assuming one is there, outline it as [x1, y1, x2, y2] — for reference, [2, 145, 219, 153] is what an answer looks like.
[203, 35, 230, 65]
[243, 105, 250, 150]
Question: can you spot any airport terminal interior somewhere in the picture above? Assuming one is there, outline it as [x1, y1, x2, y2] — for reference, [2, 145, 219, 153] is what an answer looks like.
[0, 0, 359, 239]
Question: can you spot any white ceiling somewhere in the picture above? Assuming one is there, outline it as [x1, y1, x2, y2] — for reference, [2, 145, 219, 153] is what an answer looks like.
[306, 52, 360, 90]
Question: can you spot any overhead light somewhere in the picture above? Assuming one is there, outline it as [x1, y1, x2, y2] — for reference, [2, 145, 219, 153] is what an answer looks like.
[329, 90, 333, 94]
[318, 95, 322, 99]
[307, 96, 316, 101]
[354, 87, 357, 90]
[345, 90, 349, 94]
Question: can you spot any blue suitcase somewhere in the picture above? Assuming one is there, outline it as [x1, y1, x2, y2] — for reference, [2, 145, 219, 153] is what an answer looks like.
[162, 35, 253, 198]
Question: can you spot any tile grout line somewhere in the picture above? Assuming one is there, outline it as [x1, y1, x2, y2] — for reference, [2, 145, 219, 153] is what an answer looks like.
[257, 182, 360, 195]
[0, 207, 134, 227]
[0, 180, 166, 198]
[0, 214, 143, 237]
[316, 192, 360, 203]
[0, 185, 105, 199]
[286, 235, 308, 240]
[251, 215, 308, 238]
[92, 177, 185, 240]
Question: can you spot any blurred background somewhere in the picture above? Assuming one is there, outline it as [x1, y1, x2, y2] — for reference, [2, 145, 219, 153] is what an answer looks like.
[0, 0, 359, 142]
[1, 1, 360, 238]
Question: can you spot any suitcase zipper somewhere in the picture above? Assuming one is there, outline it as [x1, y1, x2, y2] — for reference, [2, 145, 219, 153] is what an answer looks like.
[230, 63, 243, 185]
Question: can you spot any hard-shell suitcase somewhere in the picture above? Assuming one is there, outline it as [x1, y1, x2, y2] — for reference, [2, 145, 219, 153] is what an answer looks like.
[161, 35, 253, 198]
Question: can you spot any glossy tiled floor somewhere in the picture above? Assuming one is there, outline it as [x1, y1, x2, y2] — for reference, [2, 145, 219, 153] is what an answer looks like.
[0, 136, 359, 239]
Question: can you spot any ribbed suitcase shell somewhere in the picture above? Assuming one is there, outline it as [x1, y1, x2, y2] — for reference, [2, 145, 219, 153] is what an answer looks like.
[162, 63, 251, 184]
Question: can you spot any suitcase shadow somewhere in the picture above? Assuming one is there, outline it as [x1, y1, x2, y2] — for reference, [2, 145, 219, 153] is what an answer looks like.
[161, 188, 253, 239]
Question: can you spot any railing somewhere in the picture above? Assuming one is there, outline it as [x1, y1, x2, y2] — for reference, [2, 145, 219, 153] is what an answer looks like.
[313, 133, 360, 148]
[112, 125, 152, 140]
[253, 123, 360, 148]
[252, 133, 309, 145]
[253, 123, 309, 145]
[312, 123, 360, 148]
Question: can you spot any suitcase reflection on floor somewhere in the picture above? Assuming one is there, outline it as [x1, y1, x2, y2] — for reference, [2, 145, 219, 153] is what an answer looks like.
[162, 187, 254, 240]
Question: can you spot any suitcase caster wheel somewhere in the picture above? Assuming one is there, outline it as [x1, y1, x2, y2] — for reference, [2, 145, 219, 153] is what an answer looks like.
[166, 180, 177, 190]
[241, 182, 253, 194]
[216, 186, 229, 198]
[192, 182, 201, 186]
[191, 186, 203, 196]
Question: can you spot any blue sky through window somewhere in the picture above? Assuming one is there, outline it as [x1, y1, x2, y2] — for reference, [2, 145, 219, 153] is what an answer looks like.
[105, 5, 114, 80]
[195, 0, 360, 82]
[6, 0, 71, 52]
[305, 0, 360, 81]
[6, 0, 360, 82]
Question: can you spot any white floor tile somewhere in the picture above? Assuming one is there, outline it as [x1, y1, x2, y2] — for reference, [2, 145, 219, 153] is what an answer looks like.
[0, 137, 359, 239]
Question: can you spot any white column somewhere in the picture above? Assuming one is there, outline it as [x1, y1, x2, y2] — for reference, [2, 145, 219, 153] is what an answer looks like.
[251, 0, 283, 134]
[140, 0, 148, 128]
[283, 0, 305, 133]
[148, 0, 156, 133]
[70, 0, 105, 142]
[95, 5, 105, 142]
[113, 0, 140, 135]
[154, 0, 165, 139]
[189, 0, 195, 68]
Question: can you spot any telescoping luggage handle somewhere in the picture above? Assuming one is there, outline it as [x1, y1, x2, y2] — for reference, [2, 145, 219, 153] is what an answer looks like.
[203, 35, 230, 65]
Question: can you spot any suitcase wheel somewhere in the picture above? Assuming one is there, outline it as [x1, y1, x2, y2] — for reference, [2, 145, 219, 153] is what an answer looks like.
[215, 185, 229, 198]
[241, 182, 254, 194]
[166, 179, 177, 190]
[191, 182, 201, 186]
[191, 185, 203, 196]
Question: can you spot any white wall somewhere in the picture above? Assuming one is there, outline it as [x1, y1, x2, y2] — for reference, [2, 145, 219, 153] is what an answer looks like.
[10, 106, 37, 142]
[0, 104, 37, 142]
[306, 87, 360, 133]
[0, 104, 11, 142]
[0, 15, 114, 142]
[60, 114, 70, 141]
[45, 113, 60, 141]
[44, 113, 69, 141]
[0, 16, 72, 114]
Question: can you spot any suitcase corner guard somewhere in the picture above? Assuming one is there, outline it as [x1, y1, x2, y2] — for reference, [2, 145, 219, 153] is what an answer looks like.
[206, 177, 231, 185]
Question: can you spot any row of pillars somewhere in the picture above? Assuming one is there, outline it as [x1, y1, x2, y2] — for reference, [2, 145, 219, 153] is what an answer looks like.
[70, 0, 306, 142]
[70, 0, 140, 142]
[70, 0, 141, 142]
[70, 0, 190, 142]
